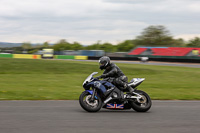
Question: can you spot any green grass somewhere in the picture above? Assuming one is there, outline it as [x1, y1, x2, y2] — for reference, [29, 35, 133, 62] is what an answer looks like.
[0, 58, 200, 100]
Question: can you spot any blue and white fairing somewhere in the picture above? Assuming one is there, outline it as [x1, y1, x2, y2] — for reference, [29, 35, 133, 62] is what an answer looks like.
[83, 72, 115, 94]
[83, 72, 98, 90]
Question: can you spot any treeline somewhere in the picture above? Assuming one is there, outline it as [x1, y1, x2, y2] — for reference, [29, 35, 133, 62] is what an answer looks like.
[3, 25, 200, 54]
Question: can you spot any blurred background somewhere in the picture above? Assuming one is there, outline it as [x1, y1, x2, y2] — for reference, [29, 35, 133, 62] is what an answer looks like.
[0, 25, 199, 62]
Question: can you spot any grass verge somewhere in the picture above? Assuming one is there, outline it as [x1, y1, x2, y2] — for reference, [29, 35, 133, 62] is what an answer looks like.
[0, 58, 200, 100]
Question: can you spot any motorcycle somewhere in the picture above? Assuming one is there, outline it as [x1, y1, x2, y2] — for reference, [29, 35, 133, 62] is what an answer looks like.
[79, 72, 151, 112]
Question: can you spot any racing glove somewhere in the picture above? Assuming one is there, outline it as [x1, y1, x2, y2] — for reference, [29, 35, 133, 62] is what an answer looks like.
[96, 74, 106, 79]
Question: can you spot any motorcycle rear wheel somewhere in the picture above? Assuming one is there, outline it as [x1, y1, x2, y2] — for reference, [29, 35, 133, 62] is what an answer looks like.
[130, 90, 152, 112]
[79, 91, 102, 112]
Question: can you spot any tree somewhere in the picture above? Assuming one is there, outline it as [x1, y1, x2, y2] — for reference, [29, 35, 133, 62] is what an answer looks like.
[53, 39, 71, 51]
[21, 42, 32, 50]
[21, 42, 32, 54]
[100, 42, 115, 53]
[172, 38, 186, 47]
[135, 25, 176, 46]
[35, 44, 43, 49]
[71, 42, 83, 50]
[116, 40, 135, 52]
[84, 42, 116, 52]
[42, 42, 49, 48]
[84, 42, 101, 50]
[187, 37, 200, 47]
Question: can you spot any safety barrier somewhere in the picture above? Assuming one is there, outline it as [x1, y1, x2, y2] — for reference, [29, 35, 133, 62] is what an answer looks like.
[0, 54, 88, 60]
[33, 55, 41, 59]
[55, 55, 88, 60]
[74, 56, 88, 60]
[0, 53, 199, 63]
[55, 55, 75, 59]
[0, 54, 13, 58]
[13, 54, 41, 59]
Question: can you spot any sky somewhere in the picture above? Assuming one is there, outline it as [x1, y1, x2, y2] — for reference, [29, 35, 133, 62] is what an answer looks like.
[0, 0, 200, 45]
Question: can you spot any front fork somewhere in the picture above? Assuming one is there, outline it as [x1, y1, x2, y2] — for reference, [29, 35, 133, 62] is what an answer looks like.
[90, 88, 97, 102]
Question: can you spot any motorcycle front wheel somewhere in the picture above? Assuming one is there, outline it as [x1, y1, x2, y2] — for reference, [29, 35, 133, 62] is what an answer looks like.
[130, 90, 152, 112]
[79, 91, 102, 112]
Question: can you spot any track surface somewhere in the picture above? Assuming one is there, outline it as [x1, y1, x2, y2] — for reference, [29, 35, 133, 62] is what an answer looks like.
[0, 100, 199, 133]
[69, 59, 200, 68]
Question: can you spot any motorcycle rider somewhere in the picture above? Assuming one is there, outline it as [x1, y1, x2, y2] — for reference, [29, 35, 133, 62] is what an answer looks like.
[96, 56, 135, 94]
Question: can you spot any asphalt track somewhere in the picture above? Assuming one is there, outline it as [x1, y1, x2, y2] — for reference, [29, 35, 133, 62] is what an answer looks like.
[0, 100, 199, 133]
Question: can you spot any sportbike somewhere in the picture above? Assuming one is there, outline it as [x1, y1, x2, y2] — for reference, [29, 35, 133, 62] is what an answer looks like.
[79, 72, 151, 112]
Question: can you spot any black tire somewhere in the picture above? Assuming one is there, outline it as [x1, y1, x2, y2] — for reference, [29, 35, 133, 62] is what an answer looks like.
[79, 91, 102, 112]
[130, 90, 152, 112]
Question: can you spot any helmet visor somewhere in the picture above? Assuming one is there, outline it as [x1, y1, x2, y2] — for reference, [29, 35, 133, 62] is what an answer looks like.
[99, 62, 105, 67]
[99, 61, 108, 70]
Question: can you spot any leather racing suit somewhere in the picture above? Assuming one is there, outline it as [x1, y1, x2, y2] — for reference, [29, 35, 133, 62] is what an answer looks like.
[99, 63, 128, 90]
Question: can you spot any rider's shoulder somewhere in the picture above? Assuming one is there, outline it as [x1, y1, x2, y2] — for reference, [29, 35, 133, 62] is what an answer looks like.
[110, 63, 116, 67]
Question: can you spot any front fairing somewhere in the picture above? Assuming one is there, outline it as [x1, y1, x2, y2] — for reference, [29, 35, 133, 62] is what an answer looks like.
[84, 79, 115, 94]
[83, 72, 99, 90]
[82, 72, 117, 97]
[83, 80, 98, 90]
[83, 72, 98, 86]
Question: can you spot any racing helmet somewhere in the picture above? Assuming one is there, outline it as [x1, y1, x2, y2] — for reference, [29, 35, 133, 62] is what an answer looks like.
[99, 56, 110, 70]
